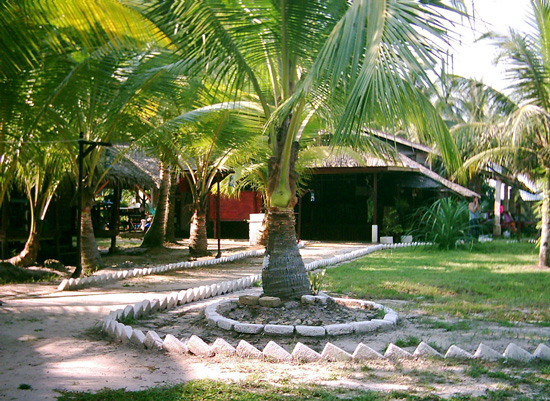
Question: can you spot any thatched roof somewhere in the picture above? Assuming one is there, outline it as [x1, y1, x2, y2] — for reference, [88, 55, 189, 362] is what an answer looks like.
[101, 147, 160, 188]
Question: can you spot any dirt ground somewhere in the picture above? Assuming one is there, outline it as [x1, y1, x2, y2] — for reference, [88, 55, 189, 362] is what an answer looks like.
[1, 239, 549, 400]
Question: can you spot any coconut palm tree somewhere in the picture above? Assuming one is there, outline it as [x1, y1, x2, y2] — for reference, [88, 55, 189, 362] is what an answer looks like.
[6, 141, 68, 266]
[144, 0, 465, 298]
[0, 1, 175, 273]
[469, 0, 550, 267]
[143, 102, 266, 255]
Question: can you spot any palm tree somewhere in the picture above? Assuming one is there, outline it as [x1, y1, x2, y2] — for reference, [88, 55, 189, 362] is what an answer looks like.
[463, 0, 550, 267]
[7, 141, 68, 266]
[145, 103, 265, 256]
[144, 0, 464, 298]
[0, 1, 175, 273]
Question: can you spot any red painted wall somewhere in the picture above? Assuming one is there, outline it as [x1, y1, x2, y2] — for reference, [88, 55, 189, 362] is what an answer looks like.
[209, 191, 262, 221]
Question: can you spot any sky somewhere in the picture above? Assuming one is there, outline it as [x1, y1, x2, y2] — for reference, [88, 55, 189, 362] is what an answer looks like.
[448, 0, 533, 93]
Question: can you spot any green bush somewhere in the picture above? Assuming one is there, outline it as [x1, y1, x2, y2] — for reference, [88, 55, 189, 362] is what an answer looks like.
[416, 197, 470, 249]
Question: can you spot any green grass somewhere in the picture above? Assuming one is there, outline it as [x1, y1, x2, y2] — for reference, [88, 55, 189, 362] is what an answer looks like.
[325, 241, 549, 323]
[54, 379, 548, 401]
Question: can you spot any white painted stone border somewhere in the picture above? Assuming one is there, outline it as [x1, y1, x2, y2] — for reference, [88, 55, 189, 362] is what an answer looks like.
[59, 241, 428, 291]
[99, 241, 549, 365]
[58, 248, 266, 291]
[206, 296, 398, 337]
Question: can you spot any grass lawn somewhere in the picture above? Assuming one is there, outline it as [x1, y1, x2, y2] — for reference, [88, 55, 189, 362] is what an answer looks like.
[325, 241, 548, 323]
[56, 378, 547, 401]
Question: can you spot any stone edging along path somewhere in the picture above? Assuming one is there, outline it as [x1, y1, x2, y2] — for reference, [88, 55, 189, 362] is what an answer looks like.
[99, 241, 550, 364]
[59, 241, 415, 291]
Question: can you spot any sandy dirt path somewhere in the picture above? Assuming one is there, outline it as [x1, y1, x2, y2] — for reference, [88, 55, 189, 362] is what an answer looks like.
[0, 241, 368, 401]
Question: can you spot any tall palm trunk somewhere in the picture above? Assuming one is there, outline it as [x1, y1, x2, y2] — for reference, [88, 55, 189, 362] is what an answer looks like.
[189, 205, 208, 255]
[539, 168, 550, 268]
[165, 169, 178, 243]
[141, 160, 170, 248]
[81, 191, 102, 274]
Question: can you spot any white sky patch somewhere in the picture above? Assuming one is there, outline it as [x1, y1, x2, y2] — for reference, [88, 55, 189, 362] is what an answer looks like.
[447, 0, 533, 93]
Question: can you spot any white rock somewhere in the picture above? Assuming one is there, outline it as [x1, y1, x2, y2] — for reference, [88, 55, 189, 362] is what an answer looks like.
[132, 302, 144, 319]
[263, 341, 292, 362]
[217, 317, 239, 331]
[445, 345, 474, 359]
[474, 343, 503, 361]
[295, 325, 326, 337]
[301, 295, 316, 304]
[384, 312, 399, 324]
[384, 343, 413, 360]
[177, 290, 188, 305]
[204, 285, 213, 299]
[321, 342, 353, 361]
[142, 300, 152, 315]
[150, 299, 161, 312]
[534, 343, 550, 361]
[130, 329, 146, 348]
[324, 324, 353, 336]
[105, 319, 117, 337]
[58, 280, 69, 291]
[121, 325, 133, 343]
[236, 340, 263, 359]
[167, 293, 178, 309]
[163, 334, 188, 354]
[503, 343, 533, 362]
[414, 342, 443, 358]
[211, 338, 236, 356]
[234, 323, 264, 334]
[144, 331, 163, 350]
[351, 321, 382, 333]
[264, 324, 295, 336]
[370, 319, 394, 331]
[122, 305, 134, 319]
[352, 343, 385, 361]
[291, 342, 321, 363]
[187, 335, 213, 357]
[159, 297, 168, 310]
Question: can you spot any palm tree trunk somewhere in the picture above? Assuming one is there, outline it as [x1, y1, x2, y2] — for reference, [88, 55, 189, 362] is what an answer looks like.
[262, 120, 311, 299]
[258, 213, 269, 246]
[141, 160, 170, 248]
[8, 216, 42, 267]
[165, 168, 178, 243]
[189, 208, 208, 256]
[539, 168, 550, 268]
[81, 191, 102, 274]
[262, 207, 311, 299]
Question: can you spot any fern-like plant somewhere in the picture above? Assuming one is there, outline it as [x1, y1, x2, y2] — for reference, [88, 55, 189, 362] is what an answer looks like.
[417, 197, 470, 249]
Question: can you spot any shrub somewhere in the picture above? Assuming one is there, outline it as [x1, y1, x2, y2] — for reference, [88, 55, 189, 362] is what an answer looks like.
[416, 197, 470, 249]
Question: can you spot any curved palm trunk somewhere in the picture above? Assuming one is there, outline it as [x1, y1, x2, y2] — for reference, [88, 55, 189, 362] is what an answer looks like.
[262, 208, 310, 299]
[189, 207, 208, 256]
[8, 221, 42, 267]
[81, 192, 102, 274]
[141, 161, 170, 248]
[539, 168, 550, 268]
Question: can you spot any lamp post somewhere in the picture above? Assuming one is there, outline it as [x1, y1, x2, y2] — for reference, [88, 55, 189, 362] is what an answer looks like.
[72, 132, 112, 278]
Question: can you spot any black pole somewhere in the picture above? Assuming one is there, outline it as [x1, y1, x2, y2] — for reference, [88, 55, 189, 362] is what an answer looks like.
[72, 132, 84, 278]
[216, 173, 221, 258]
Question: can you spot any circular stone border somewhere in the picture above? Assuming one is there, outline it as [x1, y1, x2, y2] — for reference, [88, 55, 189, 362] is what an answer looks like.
[204, 293, 399, 337]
